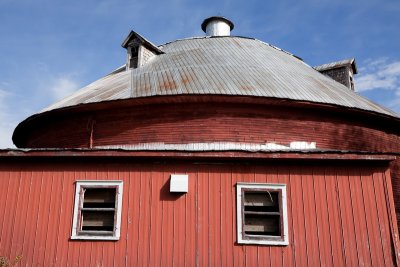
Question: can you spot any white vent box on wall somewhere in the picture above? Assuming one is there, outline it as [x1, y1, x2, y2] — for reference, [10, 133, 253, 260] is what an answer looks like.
[170, 174, 188, 193]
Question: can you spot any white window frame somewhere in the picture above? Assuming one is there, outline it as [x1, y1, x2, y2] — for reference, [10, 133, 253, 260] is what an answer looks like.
[71, 180, 123, 240]
[236, 183, 289, 245]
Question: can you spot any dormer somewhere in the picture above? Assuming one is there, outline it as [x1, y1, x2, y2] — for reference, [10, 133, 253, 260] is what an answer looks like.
[314, 58, 358, 91]
[121, 31, 164, 70]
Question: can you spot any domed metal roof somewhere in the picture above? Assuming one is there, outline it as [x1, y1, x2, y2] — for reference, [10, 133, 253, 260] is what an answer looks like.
[41, 36, 398, 118]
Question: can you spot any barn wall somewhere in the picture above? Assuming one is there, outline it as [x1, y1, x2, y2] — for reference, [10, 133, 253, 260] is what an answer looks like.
[22, 103, 400, 152]
[391, 159, 400, 231]
[0, 159, 398, 266]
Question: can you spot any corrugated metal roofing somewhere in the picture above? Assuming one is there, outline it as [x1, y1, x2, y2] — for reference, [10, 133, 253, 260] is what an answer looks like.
[42, 36, 398, 118]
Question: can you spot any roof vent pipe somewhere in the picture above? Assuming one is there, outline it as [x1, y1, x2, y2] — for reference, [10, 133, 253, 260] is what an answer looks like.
[201, 16, 234, 37]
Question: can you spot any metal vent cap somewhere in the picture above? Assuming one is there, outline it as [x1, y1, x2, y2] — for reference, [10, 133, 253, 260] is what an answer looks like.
[201, 16, 234, 36]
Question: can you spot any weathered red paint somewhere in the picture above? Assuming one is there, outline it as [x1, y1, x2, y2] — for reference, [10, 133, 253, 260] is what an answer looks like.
[0, 156, 399, 266]
[0, 149, 396, 161]
[13, 97, 400, 152]
[391, 159, 400, 229]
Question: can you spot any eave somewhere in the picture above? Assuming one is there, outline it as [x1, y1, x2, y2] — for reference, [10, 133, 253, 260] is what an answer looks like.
[0, 148, 396, 162]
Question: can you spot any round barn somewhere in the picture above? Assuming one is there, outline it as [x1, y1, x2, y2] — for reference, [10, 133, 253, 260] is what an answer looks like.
[2, 17, 400, 266]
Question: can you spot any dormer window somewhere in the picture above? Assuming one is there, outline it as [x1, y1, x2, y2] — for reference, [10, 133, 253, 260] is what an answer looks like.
[121, 31, 164, 70]
[350, 74, 354, 91]
[129, 46, 139, 69]
[314, 58, 358, 91]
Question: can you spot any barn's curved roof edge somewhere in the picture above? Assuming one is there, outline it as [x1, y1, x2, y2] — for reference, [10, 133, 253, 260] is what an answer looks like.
[14, 93, 400, 129]
[12, 92, 400, 149]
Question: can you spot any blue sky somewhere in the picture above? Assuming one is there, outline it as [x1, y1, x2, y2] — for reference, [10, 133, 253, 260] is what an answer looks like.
[0, 0, 399, 148]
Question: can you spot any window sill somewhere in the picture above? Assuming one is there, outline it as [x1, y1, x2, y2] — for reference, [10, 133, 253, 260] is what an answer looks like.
[237, 238, 289, 246]
[70, 235, 120, 241]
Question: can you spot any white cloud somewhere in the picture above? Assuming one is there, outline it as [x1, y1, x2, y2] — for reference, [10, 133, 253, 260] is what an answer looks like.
[0, 71, 81, 149]
[356, 58, 400, 114]
[379, 62, 400, 77]
[0, 88, 17, 148]
[31, 64, 83, 110]
[356, 74, 397, 91]
[48, 77, 80, 101]
[356, 58, 400, 92]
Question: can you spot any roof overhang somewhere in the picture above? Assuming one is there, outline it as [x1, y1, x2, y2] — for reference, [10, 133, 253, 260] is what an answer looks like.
[12, 94, 400, 148]
[0, 148, 397, 162]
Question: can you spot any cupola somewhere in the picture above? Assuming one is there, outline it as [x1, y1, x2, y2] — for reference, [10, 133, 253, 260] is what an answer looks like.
[121, 31, 164, 70]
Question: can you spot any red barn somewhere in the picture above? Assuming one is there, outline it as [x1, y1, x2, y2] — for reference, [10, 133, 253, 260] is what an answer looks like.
[1, 16, 400, 266]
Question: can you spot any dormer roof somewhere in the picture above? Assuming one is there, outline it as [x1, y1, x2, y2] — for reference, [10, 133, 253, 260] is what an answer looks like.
[121, 31, 164, 54]
[314, 58, 358, 74]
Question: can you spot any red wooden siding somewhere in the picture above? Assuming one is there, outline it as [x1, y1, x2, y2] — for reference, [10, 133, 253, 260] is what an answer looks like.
[0, 159, 398, 266]
[391, 159, 400, 232]
[20, 102, 400, 153]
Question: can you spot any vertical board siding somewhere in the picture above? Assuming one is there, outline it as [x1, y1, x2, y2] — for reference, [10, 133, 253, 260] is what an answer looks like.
[360, 170, 383, 266]
[372, 170, 395, 266]
[390, 159, 400, 235]
[349, 168, 373, 266]
[0, 170, 17, 257]
[302, 167, 321, 266]
[384, 169, 400, 265]
[313, 166, 334, 266]
[337, 167, 360, 266]
[324, 167, 346, 266]
[280, 168, 294, 267]
[197, 166, 209, 266]
[0, 160, 398, 266]
[9, 169, 28, 263]
[289, 168, 308, 266]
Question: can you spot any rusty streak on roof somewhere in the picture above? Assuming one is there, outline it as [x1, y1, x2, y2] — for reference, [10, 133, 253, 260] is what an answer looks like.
[41, 37, 397, 118]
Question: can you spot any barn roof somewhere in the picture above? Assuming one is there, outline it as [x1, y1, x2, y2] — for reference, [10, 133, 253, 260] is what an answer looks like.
[40, 36, 397, 118]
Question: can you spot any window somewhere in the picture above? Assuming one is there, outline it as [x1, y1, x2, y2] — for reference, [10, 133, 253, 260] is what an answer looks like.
[236, 183, 288, 245]
[129, 46, 139, 68]
[349, 72, 355, 91]
[71, 181, 123, 240]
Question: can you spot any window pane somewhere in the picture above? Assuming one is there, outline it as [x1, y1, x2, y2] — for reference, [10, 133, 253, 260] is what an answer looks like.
[244, 215, 280, 236]
[81, 210, 115, 231]
[83, 188, 116, 208]
[244, 192, 279, 212]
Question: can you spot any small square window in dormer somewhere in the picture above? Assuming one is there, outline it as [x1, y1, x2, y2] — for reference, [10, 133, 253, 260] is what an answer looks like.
[71, 181, 123, 240]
